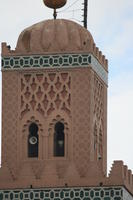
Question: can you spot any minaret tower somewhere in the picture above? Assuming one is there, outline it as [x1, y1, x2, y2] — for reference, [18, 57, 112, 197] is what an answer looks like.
[1, 1, 132, 199]
[0, 0, 108, 189]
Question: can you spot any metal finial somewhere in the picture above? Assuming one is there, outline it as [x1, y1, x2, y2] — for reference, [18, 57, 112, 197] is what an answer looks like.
[53, 9, 57, 19]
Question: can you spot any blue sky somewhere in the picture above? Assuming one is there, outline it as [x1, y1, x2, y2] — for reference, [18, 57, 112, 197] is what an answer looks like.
[0, 0, 133, 172]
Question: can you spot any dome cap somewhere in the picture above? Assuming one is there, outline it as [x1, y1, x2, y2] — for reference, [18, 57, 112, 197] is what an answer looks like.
[16, 19, 94, 54]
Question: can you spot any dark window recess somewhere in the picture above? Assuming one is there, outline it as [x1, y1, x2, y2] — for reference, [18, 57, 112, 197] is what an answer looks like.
[28, 123, 39, 158]
[54, 122, 65, 157]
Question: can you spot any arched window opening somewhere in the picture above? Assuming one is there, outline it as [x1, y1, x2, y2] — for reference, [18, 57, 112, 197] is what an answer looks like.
[54, 122, 65, 157]
[28, 123, 39, 158]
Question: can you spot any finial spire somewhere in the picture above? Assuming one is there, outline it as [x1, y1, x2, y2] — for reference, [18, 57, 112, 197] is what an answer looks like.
[43, 0, 67, 19]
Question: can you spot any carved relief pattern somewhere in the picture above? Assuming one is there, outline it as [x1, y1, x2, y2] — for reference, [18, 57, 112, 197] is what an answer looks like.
[20, 72, 71, 118]
[2, 72, 18, 180]
[22, 116, 43, 133]
[93, 75, 104, 159]
[72, 69, 90, 177]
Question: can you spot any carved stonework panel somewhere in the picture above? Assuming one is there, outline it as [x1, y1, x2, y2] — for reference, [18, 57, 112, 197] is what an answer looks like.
[94, 76, 104, 122]
[93, 75, 104, 160]
[20, 72, 71, 119]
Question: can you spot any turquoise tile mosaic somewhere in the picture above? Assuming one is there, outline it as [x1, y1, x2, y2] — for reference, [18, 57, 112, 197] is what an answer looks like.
[2, 53, 108, 85]
[0, 186, 132, 200]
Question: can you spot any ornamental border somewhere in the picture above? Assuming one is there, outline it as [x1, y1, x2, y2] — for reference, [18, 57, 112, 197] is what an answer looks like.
[2, 53, 108, 85]
[0, 186, 126, 200]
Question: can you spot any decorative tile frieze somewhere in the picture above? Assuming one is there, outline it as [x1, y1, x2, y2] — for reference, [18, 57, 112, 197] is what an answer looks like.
[0, 186, 132, 200]
[2, 54, 91, 69]
[2, 53, 108, 85]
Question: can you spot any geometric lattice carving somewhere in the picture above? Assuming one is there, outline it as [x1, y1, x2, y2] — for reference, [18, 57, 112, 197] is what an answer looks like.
[0, 186, 129, 200]
[94, 76, 104, 121]
[20, 72, 71, 119]
[93, 75, 104, 160]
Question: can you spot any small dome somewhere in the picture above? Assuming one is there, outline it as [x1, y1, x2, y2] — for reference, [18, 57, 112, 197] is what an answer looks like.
[16, 19, 94, 54]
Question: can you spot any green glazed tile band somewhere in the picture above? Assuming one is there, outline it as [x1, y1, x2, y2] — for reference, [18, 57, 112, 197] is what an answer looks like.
[2, 53, 108, 85]
[0, 186, 131, 200]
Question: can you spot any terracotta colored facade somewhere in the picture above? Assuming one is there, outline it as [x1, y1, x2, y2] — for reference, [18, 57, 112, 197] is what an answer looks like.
[0, 19, 133, 199]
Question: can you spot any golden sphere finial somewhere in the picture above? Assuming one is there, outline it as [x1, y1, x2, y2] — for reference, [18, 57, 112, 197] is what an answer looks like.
[43, 0, 67, 9]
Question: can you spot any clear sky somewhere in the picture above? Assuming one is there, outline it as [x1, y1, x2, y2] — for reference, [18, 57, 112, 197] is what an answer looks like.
[0, 0, 133, 173]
